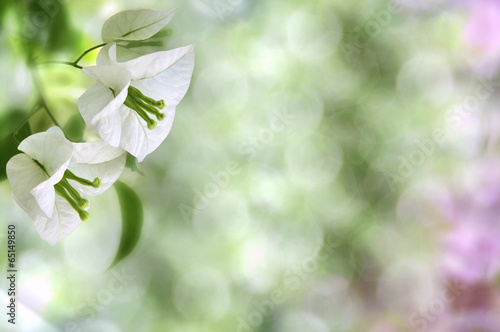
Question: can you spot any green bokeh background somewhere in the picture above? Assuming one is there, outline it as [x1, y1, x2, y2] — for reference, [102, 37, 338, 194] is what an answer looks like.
[0, 0, 478, 331]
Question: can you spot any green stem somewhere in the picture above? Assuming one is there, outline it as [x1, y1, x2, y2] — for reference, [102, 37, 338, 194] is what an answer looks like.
[37, 60, 83, 69]
[73, 43, 107, 65]
[37, 43, 106, 69]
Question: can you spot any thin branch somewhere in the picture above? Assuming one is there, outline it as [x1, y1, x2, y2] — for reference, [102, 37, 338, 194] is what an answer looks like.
[40, 98, 61, 127]
[37, 60, 82, 69]
[73, 43, 106, 65]
[37, 43, 107, 69]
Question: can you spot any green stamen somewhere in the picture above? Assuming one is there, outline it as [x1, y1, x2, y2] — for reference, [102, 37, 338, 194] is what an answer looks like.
[54, 184, 89, 221]
[124, 98, 157, 130]
[59, 178, 88, 208]
[64, 170, 101, 188]
[135, 98, 166, 121]
[152, 99, 166, 109]
[54, 170, 101, 220]
[32, 159, 100, 220]
[128, 86, 166, 109]
[125, 86, 166, 128]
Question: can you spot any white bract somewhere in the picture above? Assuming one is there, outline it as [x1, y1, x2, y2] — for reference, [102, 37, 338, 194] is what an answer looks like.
[6, 127, 126, 245]
[78, 41, 194, 161]
[101, 8, 177, 43]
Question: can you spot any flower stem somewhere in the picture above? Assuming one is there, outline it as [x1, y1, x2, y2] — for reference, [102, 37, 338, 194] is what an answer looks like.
[37, 60, 83, 69]
[37, 43, 107, 69]
[73, 43, 107, 65]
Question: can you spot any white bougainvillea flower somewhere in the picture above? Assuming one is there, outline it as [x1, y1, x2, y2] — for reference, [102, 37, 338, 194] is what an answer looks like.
[101, 8, 177, 43]
[78, 42, 194, 161]
[6, 127, 126, 245]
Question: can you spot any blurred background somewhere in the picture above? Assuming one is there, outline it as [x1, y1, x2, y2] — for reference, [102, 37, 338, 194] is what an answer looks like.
[1, 0, 500, 331]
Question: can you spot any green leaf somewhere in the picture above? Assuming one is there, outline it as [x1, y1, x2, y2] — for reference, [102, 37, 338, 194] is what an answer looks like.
[0, 109, 31, 181]
[108, 181, 144, 269]
[63, 113, 86, 142]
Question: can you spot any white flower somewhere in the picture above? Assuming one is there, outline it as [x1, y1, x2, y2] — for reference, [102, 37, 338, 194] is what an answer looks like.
[6, 127, 126, 245]
[78, 42, 194, 161]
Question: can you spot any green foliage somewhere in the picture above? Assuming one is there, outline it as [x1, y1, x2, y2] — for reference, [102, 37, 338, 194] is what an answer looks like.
[11, 0, 81, 56]
[0, 109, 31, 181]
[0, 0, 10, 31]
[63, 113, 86, 142]
[109, 181, 144, 269]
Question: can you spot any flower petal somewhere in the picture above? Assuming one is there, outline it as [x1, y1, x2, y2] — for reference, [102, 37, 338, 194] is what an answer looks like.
[30, 181, 57, 219]
[16, 128, 73, 217]
[17, 127, 73, 179]
[71, 140, 126, 164]
[78, 66, 131, 148]
[96, 43, 114, 66]
[33, 195, 82, 246]
[93, 44, 194, 161]
[101, 8, 177, 43]
[69, 141, 126, 196]
[78, 83, 123, 147]
[7, 153, 50, 220]
[132, 45, 195, 106]
[119, 104, 175, 162]
[98, 43, 195, 82]
[82, 65, 132, 92]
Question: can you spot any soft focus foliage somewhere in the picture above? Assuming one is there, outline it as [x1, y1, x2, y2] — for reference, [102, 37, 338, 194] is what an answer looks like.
[1, 0, 500, 331]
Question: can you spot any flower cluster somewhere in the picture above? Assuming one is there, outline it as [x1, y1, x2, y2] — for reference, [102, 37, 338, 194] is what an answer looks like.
[6, 8, 194, 245]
